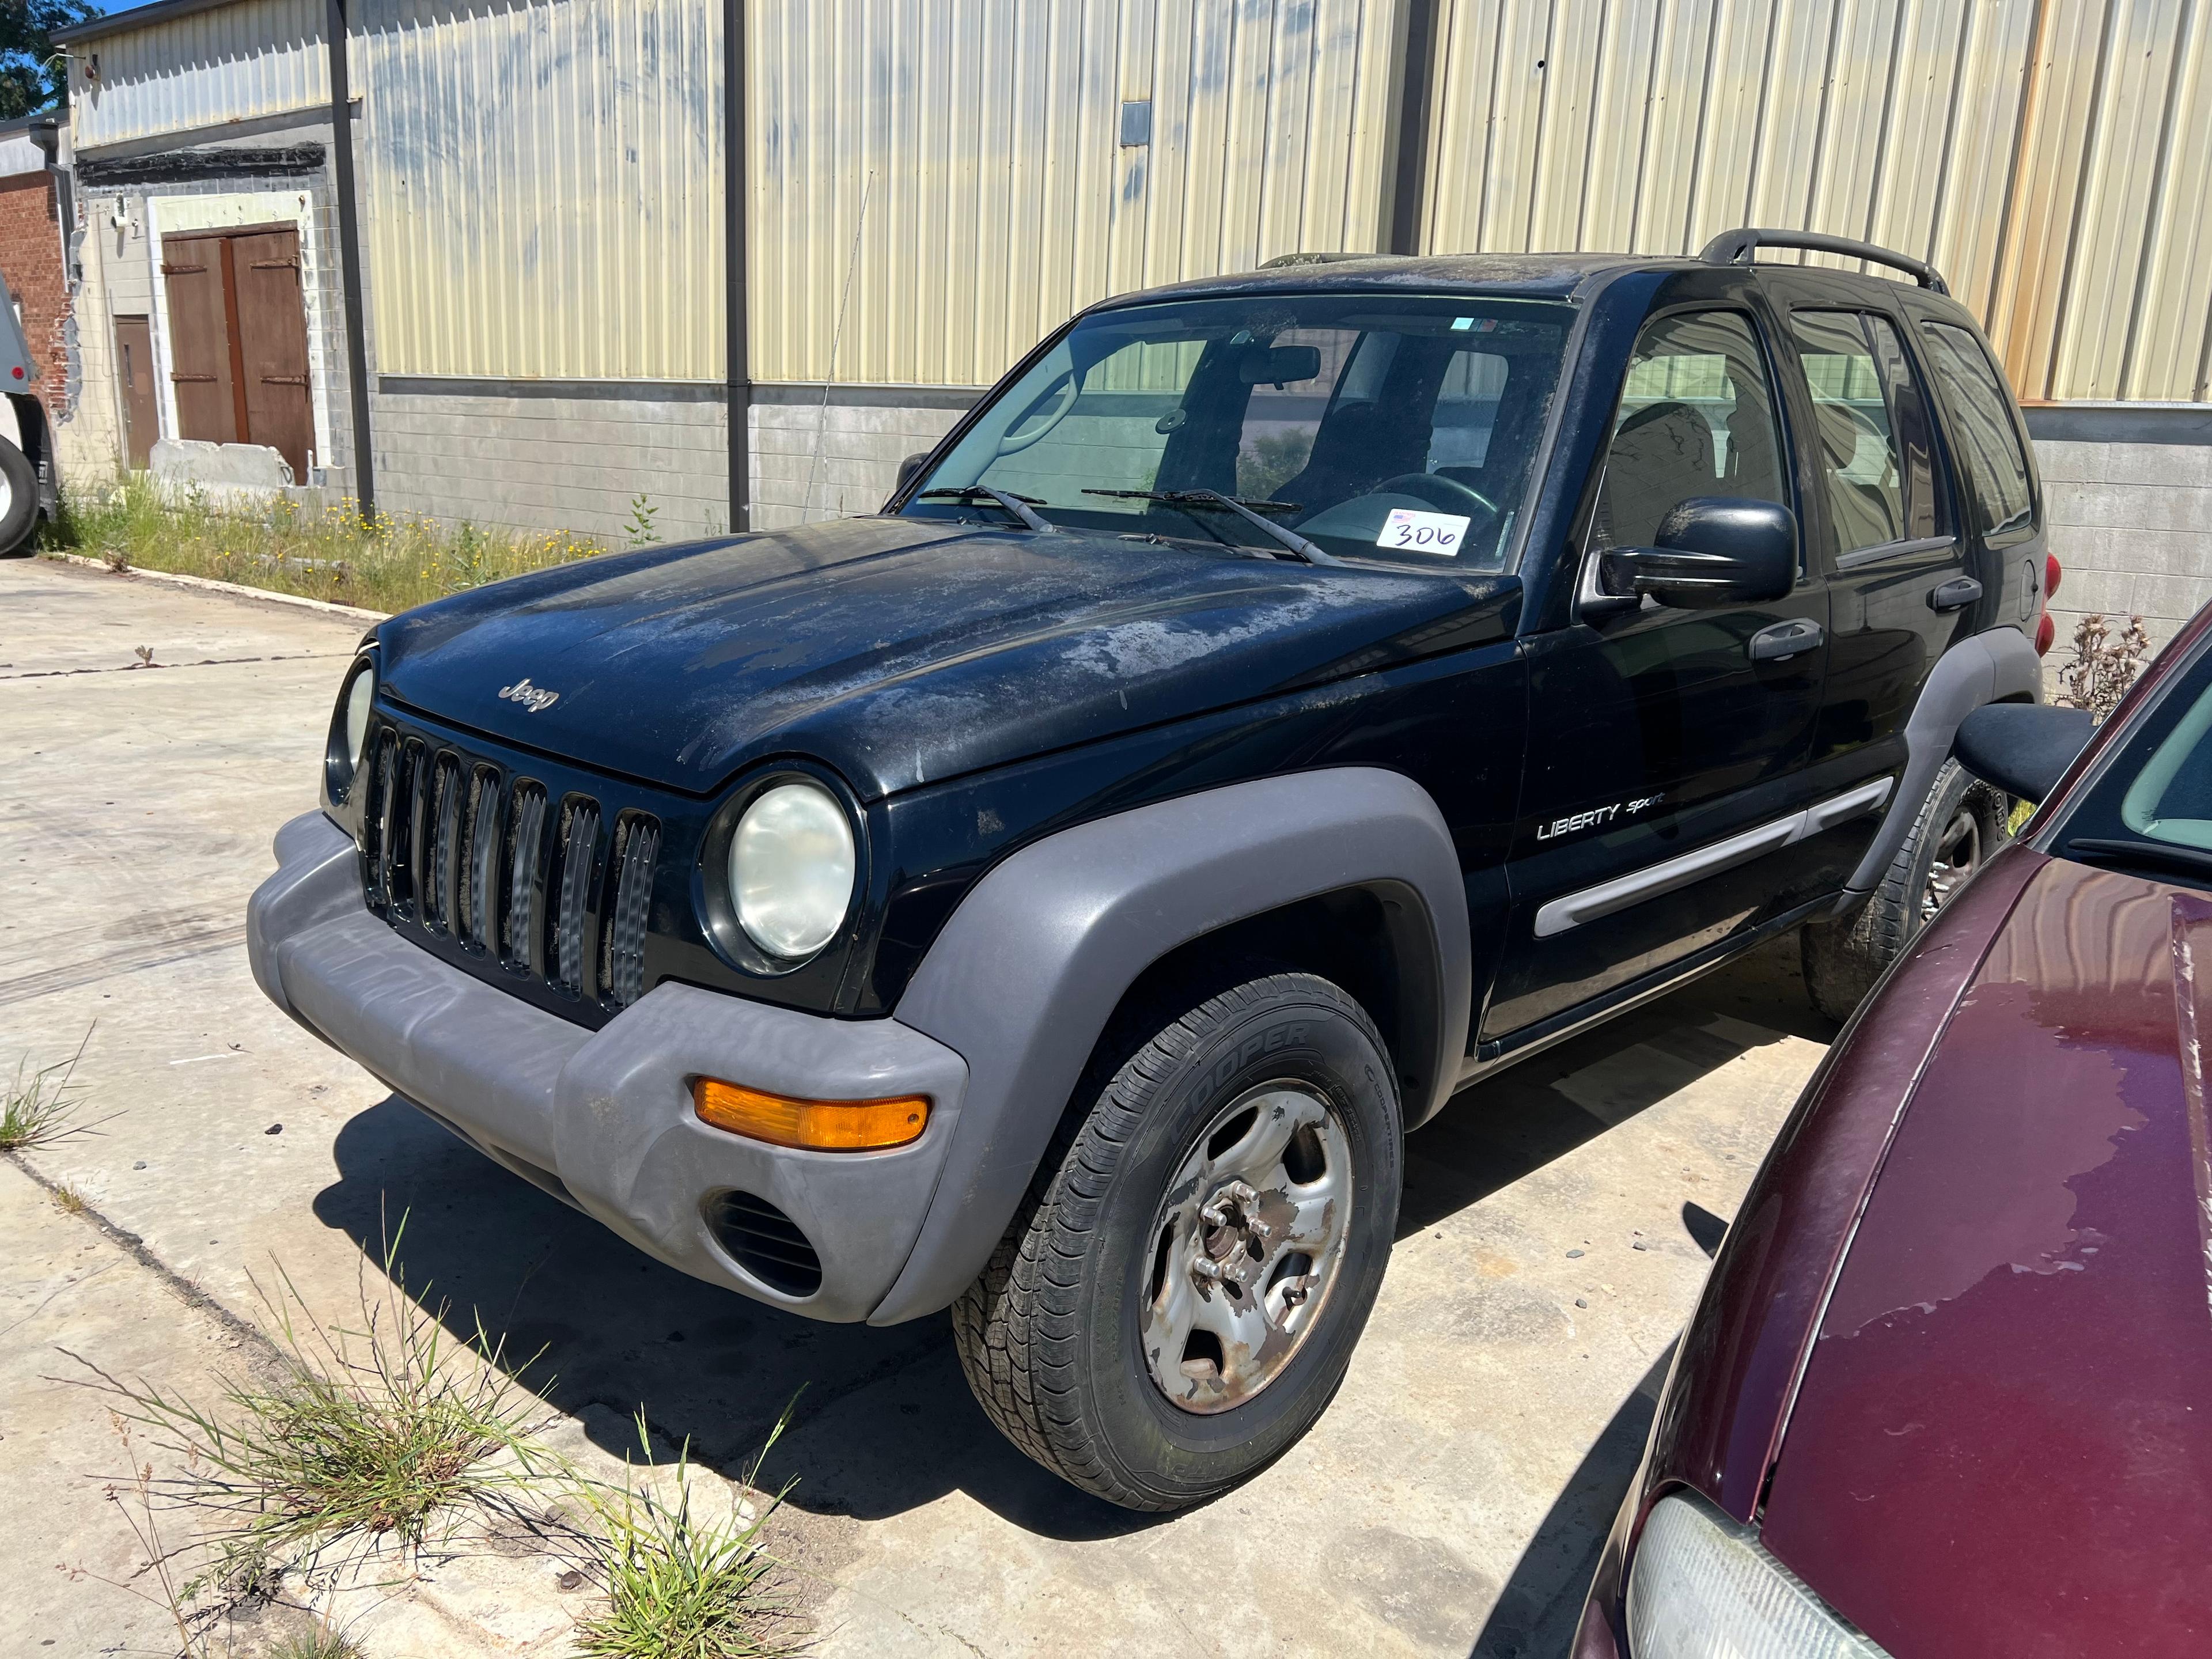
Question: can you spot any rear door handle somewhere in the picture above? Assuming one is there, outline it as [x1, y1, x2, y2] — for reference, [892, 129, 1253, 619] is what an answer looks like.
[1749, 618, 1823, 662]
[1929, 576, 1983, 612]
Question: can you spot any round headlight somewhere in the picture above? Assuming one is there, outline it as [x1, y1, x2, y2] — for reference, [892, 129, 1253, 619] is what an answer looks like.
[730, 781, 856, 960]
[329, 662, 376, 794]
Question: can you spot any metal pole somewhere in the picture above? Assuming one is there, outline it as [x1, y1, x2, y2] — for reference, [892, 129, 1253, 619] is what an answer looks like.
[325, 0, 374, 513]
[724, 0, 749, 534]
[1387, 0, 1442, 257]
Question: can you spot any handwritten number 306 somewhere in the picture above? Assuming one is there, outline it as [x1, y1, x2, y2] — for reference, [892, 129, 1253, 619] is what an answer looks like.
[1394, 524, 1457, 549]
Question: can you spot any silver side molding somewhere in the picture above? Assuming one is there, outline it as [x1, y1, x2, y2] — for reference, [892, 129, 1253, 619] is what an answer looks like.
[1532, 776, 1895, 939]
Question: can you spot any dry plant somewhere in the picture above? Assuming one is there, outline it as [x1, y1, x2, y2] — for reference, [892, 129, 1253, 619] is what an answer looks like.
[1, 1027, 111, 1152]
[2056, 611, 2151, 720]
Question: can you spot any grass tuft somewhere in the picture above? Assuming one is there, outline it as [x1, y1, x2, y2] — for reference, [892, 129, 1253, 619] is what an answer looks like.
[51, 1181, 89, 1215]
[73, 1215, 553, 1583]
[270, 1621, 368, 1659]
[570, 1411, 799, 1659]
[48, 472, 610, 613]
[1, 1028, 103, 1152]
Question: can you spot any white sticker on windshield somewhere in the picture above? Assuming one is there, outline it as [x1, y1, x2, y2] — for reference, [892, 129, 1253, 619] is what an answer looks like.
[1376, 508, 1469, 556]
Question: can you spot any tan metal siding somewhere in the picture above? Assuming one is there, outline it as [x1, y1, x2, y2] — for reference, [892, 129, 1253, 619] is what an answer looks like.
[67, 0, 328, 150]
[354, 0, 725, 381]
[1421, 0, 2212, 402]
[747, 0, 1403, 386]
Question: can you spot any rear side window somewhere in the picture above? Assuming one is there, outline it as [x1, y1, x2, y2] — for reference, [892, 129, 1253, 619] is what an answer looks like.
[1788, 310, 1940, 554]
[1918, 322, 2035, 536]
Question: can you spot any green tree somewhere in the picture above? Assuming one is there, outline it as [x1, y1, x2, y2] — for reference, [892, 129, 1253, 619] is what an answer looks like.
[0, 0, 100, 119]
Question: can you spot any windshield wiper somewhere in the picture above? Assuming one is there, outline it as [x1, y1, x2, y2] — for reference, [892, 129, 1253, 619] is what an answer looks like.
[919, 486, 1054, 534]
[1081, 488, 1342, 566]
[2066, 836, 2212, 882]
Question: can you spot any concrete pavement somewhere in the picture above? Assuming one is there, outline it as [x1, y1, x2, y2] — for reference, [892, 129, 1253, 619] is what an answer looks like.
[0, 554, 1835, 1656]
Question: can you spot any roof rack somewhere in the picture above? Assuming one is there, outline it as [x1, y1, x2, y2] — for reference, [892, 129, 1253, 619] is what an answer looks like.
[1698, 228, 1949, 296]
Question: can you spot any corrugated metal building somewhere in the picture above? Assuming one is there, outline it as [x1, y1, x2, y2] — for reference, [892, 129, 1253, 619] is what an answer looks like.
[48, 0, 2212, 641]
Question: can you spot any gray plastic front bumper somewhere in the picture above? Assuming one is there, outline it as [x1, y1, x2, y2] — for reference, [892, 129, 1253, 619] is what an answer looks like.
[247, 811, 969, 1324]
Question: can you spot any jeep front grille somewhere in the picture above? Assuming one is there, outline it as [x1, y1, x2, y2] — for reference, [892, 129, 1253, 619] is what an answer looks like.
[359, 733, 659, 1016]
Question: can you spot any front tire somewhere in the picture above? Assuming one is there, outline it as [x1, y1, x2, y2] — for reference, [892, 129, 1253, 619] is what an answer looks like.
[1801, 759, 2008, 1021]
[952, 971, 1401, 1511]
[0, 435, 37, 555]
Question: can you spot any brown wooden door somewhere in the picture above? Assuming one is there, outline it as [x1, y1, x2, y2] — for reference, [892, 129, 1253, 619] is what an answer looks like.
[232, 229, 313, 480]
[160, 233, 237, 445]
[113, 315, 157, 469]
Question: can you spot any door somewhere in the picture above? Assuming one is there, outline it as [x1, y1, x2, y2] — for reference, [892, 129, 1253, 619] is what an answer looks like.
[158, 225, 315, 480]
[1774, 301, 1969, 804]
[1484, 304, 1832, 1043]
[160, 232, 237, 445]
[231, 228, 314, 480]
[113, 315, 157, 469]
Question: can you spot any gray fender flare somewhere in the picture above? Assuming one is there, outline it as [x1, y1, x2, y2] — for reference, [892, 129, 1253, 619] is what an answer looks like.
[1845, 624, 2043, 895]
[869, 766, 1471, 1325]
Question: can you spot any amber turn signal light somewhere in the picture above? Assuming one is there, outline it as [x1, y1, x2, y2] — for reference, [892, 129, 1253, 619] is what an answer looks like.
[691, 1078, 929, 1152]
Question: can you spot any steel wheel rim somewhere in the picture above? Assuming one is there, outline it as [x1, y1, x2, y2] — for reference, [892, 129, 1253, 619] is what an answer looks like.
[1922, 808, 1983, 922]
[1140, 1080, 1354, 1415]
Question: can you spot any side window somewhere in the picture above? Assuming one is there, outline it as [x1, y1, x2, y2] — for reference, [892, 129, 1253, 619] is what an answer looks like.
[1918, 322, 2036, 536]
[1865, 316, 1944, 540]
[1789, 310, 1925, 554]
[1593, 310, 1790, 551]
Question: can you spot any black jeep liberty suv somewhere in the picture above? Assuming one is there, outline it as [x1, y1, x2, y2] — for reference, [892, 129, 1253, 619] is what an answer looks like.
[250, 229, 2052, 1511]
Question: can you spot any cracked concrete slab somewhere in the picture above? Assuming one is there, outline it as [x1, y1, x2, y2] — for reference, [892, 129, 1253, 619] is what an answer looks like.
[0, 555, 1835, 1656]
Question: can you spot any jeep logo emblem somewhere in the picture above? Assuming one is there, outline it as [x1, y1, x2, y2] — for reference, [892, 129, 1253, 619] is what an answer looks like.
[498, 676, 560, 714]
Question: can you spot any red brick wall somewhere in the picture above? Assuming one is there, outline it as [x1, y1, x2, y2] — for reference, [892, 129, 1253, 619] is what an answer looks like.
[0, 172, 67, 408]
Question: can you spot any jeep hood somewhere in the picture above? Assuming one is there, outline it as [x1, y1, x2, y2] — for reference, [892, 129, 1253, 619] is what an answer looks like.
[374, 516, 1515, 798]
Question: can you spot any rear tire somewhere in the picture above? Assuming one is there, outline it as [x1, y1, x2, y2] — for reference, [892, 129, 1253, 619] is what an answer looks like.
[952, 971, 1400, 1511]
[1802, 759, 2008, 1021]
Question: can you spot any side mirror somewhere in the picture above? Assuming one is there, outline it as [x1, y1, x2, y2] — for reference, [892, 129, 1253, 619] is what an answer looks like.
[1953, 703, 2095, 802]
[1599, 497, 1797, 608]
[896, 452, 930, 493]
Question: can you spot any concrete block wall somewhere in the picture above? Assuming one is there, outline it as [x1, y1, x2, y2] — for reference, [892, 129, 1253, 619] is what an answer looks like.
[2030, 410, 2212, 657]
[748, 387, 972, 531]
[364, 382, 975, 544]
[370, 384, 729, 545]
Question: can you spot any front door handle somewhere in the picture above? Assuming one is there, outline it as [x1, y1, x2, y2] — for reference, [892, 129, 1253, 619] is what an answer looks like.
[1929, 575, 1983, 612]
[1749, 618, 1824, 662]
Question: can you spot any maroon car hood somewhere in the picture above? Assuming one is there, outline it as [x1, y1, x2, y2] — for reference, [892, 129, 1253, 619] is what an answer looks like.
[1762, 857, 2212, 1656]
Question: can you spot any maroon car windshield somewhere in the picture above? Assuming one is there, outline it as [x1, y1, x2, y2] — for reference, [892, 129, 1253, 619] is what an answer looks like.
[2046, 632, 2212, 894]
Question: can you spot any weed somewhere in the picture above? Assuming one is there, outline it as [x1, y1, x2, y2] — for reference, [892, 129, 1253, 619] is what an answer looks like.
[270, 1621, 368, 1659]
[2056, 612, 2151, 720]
[51, 1181, 88, 1215]
[570, 1411, 799, 1659]
[1, 1028, 104, 1152]
[73, 1216, 554, 1586]
[624, 493, 661, 547]
[47, 472, 608, 613]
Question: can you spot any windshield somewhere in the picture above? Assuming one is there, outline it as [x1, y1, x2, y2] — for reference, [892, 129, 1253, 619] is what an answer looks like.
[903, 294, 1573, 570]
[2052, 633, 2212, 890]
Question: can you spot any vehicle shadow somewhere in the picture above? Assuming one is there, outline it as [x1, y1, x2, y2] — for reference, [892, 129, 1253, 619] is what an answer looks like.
[310, 937, 1827, 1540]
[1466, 1342, 1677, 1658]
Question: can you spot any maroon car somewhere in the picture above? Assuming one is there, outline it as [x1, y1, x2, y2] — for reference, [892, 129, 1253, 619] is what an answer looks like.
[1576, 600, 2212, 1658]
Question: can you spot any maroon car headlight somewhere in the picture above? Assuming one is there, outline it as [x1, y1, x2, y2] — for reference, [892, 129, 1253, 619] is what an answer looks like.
[1627, 1493, 1889, 1658]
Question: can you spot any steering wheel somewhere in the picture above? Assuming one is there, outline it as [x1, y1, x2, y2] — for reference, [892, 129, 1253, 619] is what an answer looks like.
[1372, 472, 1501, 520]
[995, 373, 1081, 456]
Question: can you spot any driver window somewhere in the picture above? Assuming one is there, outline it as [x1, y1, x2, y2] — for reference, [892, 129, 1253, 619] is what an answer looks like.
[1592, 310, 1790, 552]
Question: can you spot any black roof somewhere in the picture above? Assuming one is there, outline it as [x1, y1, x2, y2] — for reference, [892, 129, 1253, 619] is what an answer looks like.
[1098, 252, 1664, 310]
